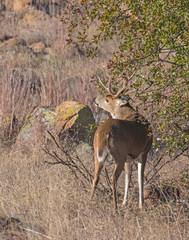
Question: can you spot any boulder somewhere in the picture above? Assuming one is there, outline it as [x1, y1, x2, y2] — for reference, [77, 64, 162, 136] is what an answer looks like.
[0, 37, 26, 55]
[0, 34, 13, 42]
[16, 101, 96, 149]
[3, 0, 30, 11]
[13, 0, 30, 11]
[76, 142, 94, 165]
[29, 42, 45, 53]
[55, 101, 96, 144]
[21, 7, 50, 27]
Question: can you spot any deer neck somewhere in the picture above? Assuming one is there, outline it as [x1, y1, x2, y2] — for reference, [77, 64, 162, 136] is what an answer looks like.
[111, 103, 137, 120]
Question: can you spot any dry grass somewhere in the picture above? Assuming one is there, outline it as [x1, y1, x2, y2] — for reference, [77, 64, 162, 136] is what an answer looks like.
[0, 145, 188, 240]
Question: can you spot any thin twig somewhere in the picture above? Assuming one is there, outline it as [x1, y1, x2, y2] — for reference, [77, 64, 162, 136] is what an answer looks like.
[20, 226, 54, 239]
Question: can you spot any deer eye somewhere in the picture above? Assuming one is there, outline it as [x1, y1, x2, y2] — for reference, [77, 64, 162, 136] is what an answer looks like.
[105, 99, 109, 102]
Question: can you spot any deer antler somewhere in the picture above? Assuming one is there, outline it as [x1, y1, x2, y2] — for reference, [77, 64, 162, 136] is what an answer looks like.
[113, 80, 127, 97]
[97, 71, 136, 97]
[97, 76, 114, 95]
[113, 71, 137, 97]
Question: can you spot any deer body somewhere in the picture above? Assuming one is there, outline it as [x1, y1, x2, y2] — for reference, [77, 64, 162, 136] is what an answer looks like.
[95, 118, 151, 160]
[91, 85, 153, 211]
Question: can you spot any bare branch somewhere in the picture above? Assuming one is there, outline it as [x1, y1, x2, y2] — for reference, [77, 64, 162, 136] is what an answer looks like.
[44, 131, 110, 194]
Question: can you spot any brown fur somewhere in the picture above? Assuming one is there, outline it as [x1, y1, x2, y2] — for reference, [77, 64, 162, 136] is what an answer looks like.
[95, 118, 152, 159]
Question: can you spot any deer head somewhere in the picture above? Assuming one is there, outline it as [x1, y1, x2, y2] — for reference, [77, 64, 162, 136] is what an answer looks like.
[94, 77, 136, 120]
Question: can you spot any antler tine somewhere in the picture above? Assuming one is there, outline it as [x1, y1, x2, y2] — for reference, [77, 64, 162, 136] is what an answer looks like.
[114, 71, 136, 97]
[114, 80, 127, 97]
[107, 78, 112, 93]
[97, 76, 114, 95]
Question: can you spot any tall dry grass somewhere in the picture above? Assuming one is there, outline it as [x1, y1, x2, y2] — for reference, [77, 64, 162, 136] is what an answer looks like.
[0, 146, 188, 240]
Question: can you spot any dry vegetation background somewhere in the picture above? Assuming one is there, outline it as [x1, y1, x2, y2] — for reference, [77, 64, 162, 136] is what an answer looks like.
[0, 1, 188, 239]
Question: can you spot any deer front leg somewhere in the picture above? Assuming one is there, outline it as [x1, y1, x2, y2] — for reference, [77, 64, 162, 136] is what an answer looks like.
[90, 151, 105, 199]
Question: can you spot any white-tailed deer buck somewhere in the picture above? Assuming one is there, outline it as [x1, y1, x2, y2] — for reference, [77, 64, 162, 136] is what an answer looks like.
[91, 77, 153, 212]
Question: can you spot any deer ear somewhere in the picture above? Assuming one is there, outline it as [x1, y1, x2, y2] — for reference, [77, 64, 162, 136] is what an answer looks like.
[119, 95, 133, 106]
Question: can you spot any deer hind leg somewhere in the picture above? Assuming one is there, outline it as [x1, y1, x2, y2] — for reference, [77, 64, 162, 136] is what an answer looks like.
[90, 149, 106, 199]
[122, 162, 131, 207]
[138, 153, 147, 209]
[111, 162, 124, 212]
